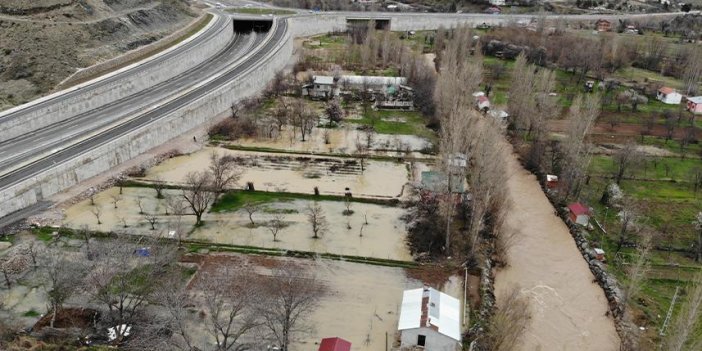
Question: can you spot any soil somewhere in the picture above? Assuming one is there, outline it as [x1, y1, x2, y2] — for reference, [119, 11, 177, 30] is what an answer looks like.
[494, 147, 621, 350]
[33, 308, 99, 330]
[550, 119, 700, 141]
[0, 0, 196, 111]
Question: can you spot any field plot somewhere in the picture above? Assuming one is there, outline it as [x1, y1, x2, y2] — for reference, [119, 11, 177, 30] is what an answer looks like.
[145, 147, 411, 198]
[196, 199, 411, 261]
[188, 253, 463, 351]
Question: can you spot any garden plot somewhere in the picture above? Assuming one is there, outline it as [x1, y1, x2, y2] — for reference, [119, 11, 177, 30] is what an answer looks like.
[62, 187, 195, 235]
[234, 124, 432, 156]
[195, 199, 412, 261]
[189, 253, 464, 351]
[145, 147, 410, 198]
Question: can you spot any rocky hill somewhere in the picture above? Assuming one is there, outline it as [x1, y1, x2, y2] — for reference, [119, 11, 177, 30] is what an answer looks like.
[0, 0, 197, 111]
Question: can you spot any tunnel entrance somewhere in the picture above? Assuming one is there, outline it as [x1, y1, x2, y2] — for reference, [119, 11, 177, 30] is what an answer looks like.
[346, 18, 391, 31]
[233, 19, 273, 33]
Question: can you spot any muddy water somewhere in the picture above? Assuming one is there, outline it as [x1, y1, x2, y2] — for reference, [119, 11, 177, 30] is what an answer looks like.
[145, 147, 410, 198]
[195, 200, 412, 261]
[236, 124, 432, 156]
[494, 153, 620, 350]
[63, 187, 196, 235]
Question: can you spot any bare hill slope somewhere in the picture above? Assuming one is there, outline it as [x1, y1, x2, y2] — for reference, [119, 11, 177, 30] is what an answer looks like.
[0, 0, 197, 111]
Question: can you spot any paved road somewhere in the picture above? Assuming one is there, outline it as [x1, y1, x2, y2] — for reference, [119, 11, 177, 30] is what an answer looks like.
[0, 19, 287, 190]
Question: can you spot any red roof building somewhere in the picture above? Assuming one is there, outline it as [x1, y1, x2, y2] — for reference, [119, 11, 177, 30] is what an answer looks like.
[319, 337, 351, 351]
[567, 203, 590, 226]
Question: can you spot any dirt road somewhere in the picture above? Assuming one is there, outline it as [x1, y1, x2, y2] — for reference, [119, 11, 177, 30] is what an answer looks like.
[494, 151, 620, 350]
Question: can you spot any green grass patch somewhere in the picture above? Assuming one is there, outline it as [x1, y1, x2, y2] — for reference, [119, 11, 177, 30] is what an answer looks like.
[210, 190, 399, 213]
[347, 110, 437, 140]
[22, 310, 41, 318]
[226, 8, 296, 15]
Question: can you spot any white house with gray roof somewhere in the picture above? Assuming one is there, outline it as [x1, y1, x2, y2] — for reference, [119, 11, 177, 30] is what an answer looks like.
[398, 287, 462, 351]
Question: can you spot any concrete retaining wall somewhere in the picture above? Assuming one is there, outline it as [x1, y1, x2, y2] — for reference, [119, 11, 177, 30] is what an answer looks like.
[0, 14, 233, 142]
[0, 22, 291, 218]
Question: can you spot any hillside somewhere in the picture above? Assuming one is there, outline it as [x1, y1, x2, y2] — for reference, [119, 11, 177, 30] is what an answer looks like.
[0, 0, 197, 111]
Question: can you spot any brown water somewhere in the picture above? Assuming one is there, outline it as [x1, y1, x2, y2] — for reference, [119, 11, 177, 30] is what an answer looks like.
[494, 152, 620, 350]
[145, 148, 410, 198]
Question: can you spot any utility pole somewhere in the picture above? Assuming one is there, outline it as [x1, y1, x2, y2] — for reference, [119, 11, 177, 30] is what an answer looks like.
[660, 286, 680, 336]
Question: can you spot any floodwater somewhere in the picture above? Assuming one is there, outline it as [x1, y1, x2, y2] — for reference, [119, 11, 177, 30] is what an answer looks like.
[194, 200, 412, 261]
[63, 187, 196, 235]
[494, 152, 620, 350]
[0, 285, 46, 325]
[145, 147, 410, 198]
[235, 124, 432, 156]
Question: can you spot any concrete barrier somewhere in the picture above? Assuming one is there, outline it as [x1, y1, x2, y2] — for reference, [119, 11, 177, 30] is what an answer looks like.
[0, 14, 234, 142]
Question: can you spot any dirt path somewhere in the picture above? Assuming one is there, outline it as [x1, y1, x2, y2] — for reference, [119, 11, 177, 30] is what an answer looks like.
[494, 150, 620, 350]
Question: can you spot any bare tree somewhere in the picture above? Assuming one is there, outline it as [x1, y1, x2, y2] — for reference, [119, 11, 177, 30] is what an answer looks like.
[182, 171, 215, 226]
[194, 266, 262, 351]
[559, 94, 601, 201]
[306, 202, 328, 239]
[325, 99, 343, 127]
[613, 143, 643, 184]
[257, 264, 325, 351]
[266, 214, 286, 242]
[167, 196, 189, 246]
[694, 212, 702, 262]
[237, 202, 259, 227]
[85, 237, 176, 342]
[343, 197, 353, 216]
[0, 251, 29, 288]
[136, 197, 145, 215]
[291, 99, 316, 142]
[663, 271, 702, 351]
[144, 213, 158, 231]
[26, 241, 40, 269]
[43, 253, 85, 328]
[486, 286, 531, 351]
[209, 151, 241, 198]
[153, 176, 166, 199]
[616, 202, 639, 253]
[154, 272, 197, 351]
[622, 233, 651, 307]
[110, 194, 121, 209]
[91, 206, 102, 225]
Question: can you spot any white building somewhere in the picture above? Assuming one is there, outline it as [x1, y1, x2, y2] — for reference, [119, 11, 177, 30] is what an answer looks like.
[338, 75, 407, 89]
[398, 287, 462, 351]
[302, 76, 338, 99]
[657, 87, 682, 105]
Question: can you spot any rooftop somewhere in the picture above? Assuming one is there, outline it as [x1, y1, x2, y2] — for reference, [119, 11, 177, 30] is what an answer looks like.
[318, 337, 351, 351]
[688, 96, 702, 104]
[568, 202, 590, 215]
[398, 286, 462, 342]
[313, 75, 335, 85]
[658, 86, 675, 95]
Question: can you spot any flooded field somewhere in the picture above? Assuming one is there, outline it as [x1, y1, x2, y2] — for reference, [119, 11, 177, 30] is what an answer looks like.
[235, 125, 432, 156]
[194, 200, 412, 261]
[189, 253, 464, 351]
[62, 187, 196, 235]
[145, 147, 411, 198]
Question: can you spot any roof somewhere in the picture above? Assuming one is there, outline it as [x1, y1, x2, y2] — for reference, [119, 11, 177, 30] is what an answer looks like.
[568, 203, 590, 216]
[421, 171, 465, 193]
[546, 174, 558, 182]
[658, 87, 675, 95]
[318, 337, 351, 351]
[339, 75, 407, 87]
[688, 96, 702, 104]
[398, 287, 462, 342]
[595, 19, 611, 24]
[313, 76, 335, 85]
[478, 96, 490, 103]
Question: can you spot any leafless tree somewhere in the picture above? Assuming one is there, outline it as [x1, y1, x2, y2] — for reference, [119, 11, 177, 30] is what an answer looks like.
[325, 99, 343, 127]
[0, 250, 29, 288]
[243, 202, 261, 226]
[182, 171, 215, 226]
[85, 236, 176, 342]
[682, 46, 702, 96]
[355, 136, 369, 173]
[209, 151, 241, 198]
[693, 212, 702, 262]
[306, 202, 328, 239]
[194, 266, 262, 351]
[153, 176, 166, 199]
[616, 202, 639, 253]
[136, 197, 145, 215]
[486, 286, 531, 351]
[257, 264, 325, 351]
[91, 206, 102, 225]
[559, 94, 601, 201]
[166, 196, 188, 246]
[266, 214, 287, 242]
[663, 270, 702, 351]
[43, 252, 85, 328]
[270, 70, 288, 98]
[144, 213, 158, 231]
[110, 194, 121, 209]
[622, 232, 651, 307]
[343, 197, 353, 216]
[291, 99, 316, 142]
[153, 272, 196, 351]
[613, 142, 643, 184]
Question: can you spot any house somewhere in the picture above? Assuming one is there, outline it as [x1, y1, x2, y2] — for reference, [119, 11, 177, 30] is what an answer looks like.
[488, 109, 509, 122]
[318, 337, 351, 351]
[546, 174, 559, 189]
[656, 87, 682, 105]
[595, 19, 612, 32]
[567, 203, 590, 226]
[476, 95, 490, 111]
[303, 75, 338, 99]
[686, 96, 702, 114]
[398, 286, 462, 351]
[489, 0, 505, 6]
[375, 85, 414, 110]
